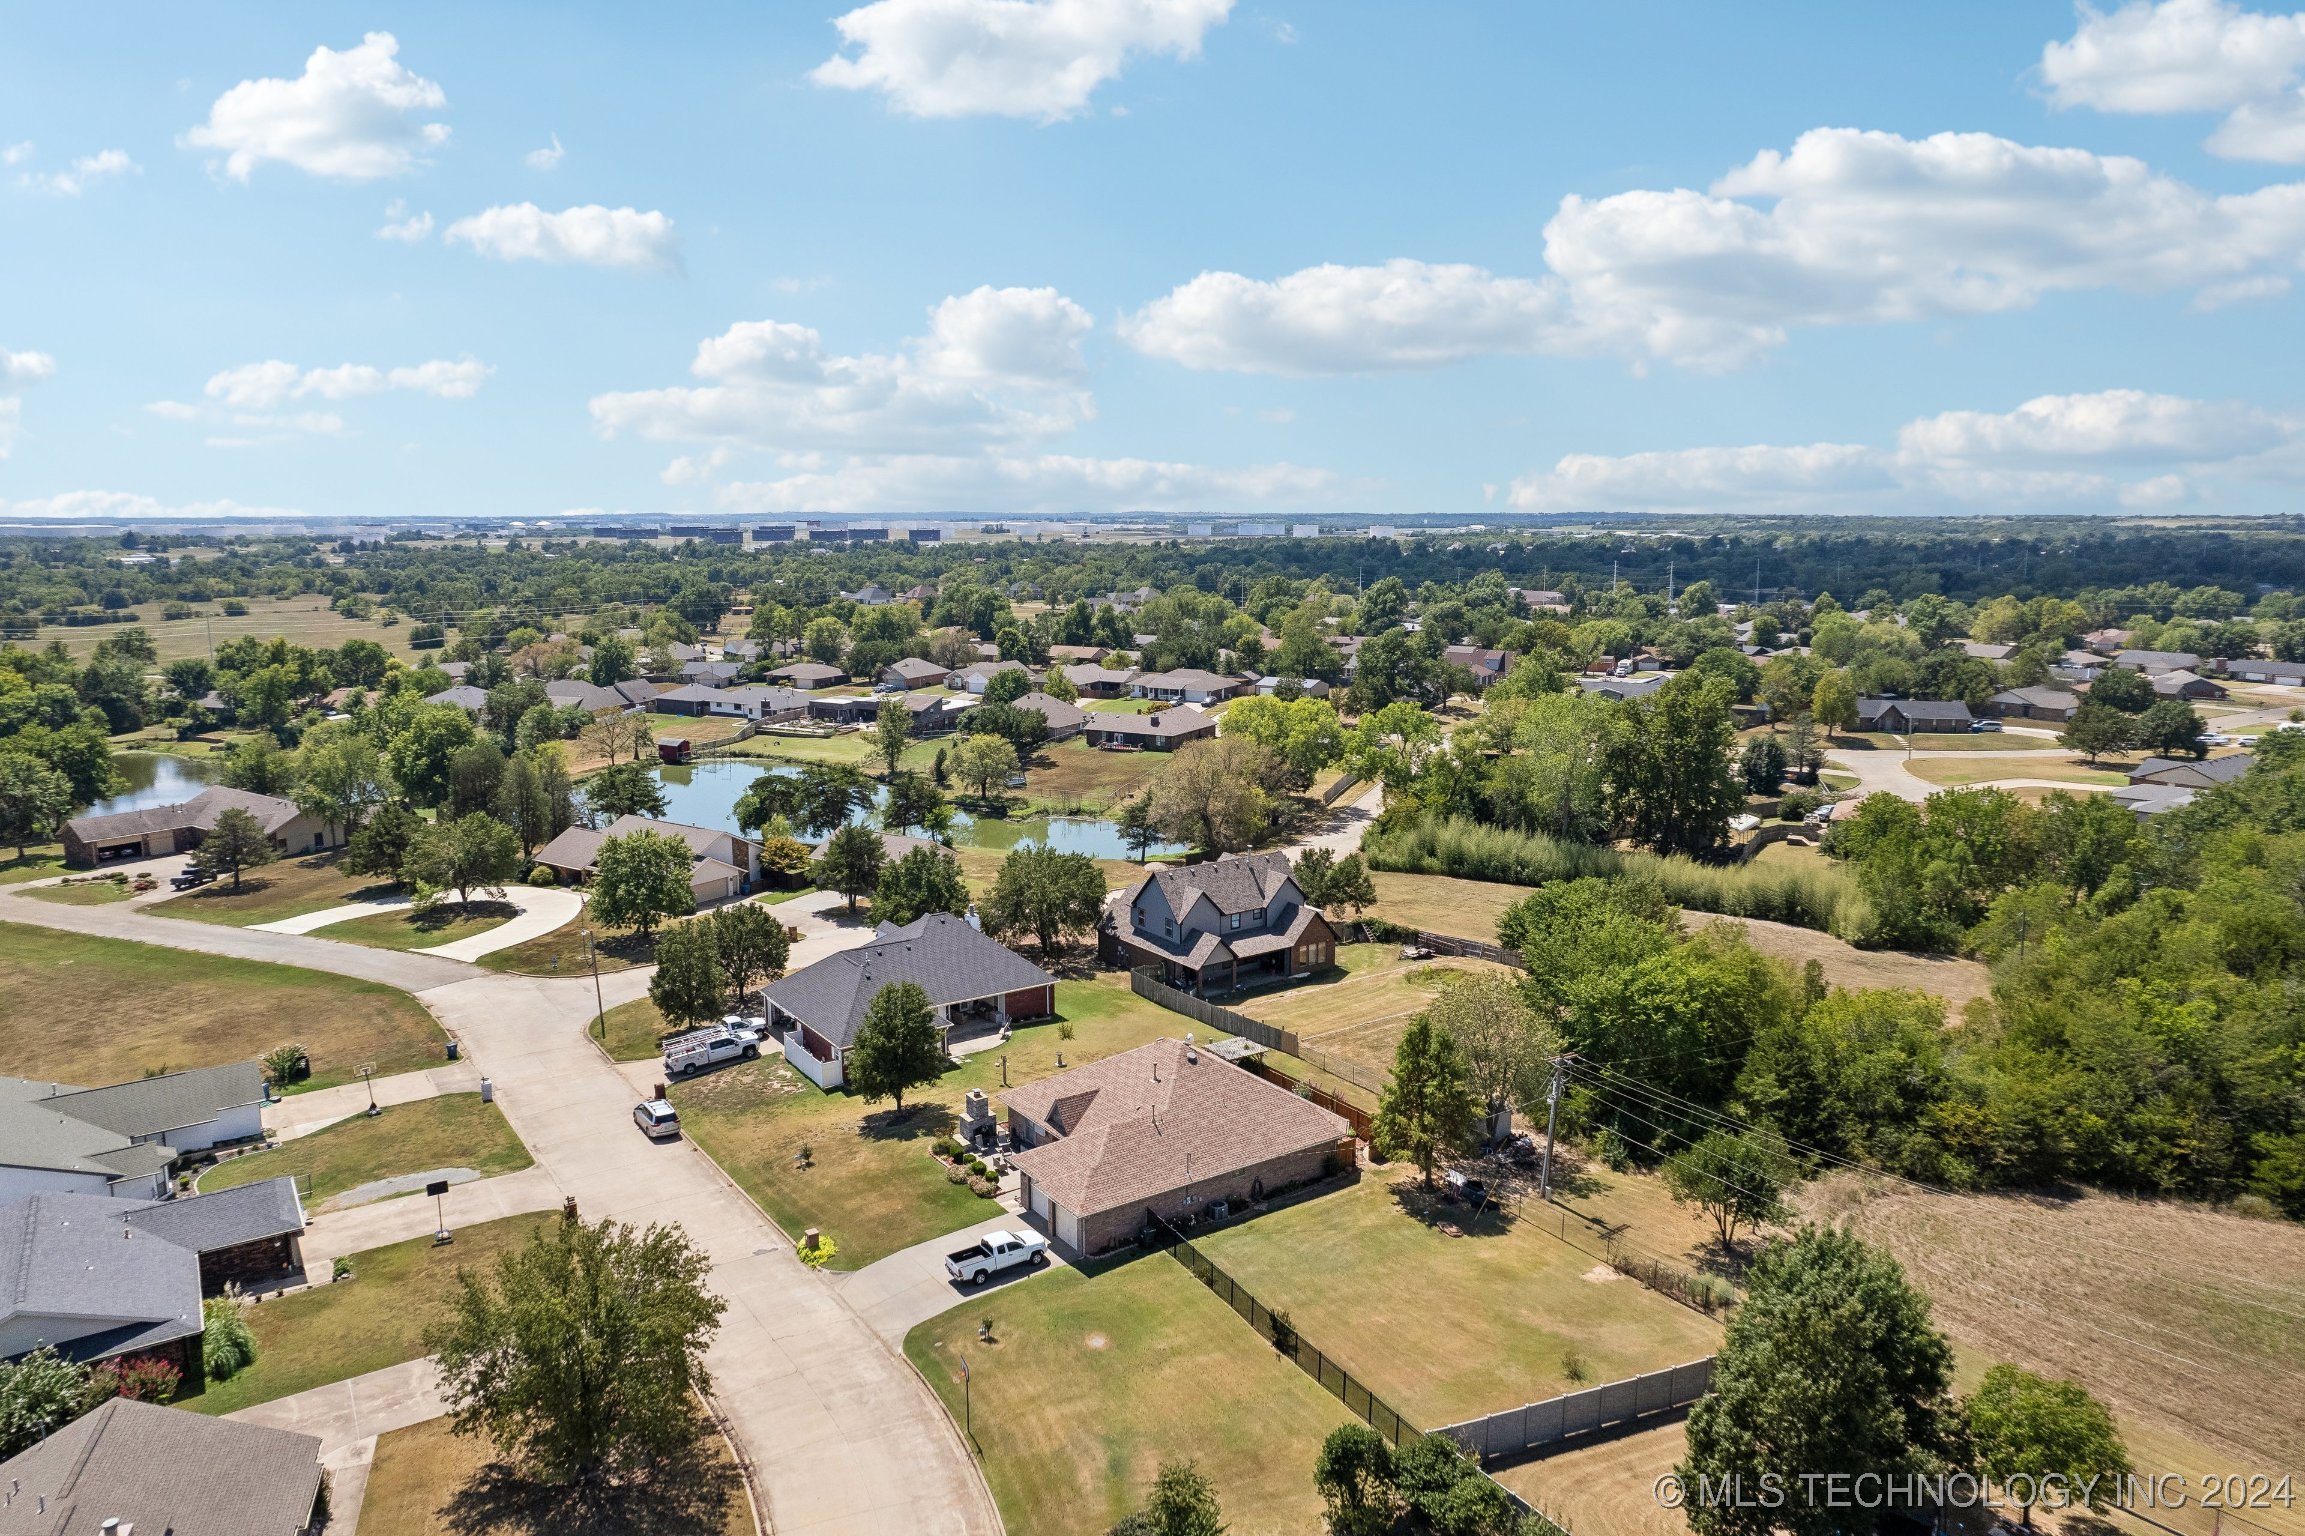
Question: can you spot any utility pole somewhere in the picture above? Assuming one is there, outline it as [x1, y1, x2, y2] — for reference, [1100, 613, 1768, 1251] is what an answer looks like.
[1538, 1055, 1567, 1202]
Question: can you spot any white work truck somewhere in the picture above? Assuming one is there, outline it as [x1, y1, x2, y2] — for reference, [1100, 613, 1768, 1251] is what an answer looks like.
[662, 1024, 762, 1078]
[943, 1229, 1049, 1285]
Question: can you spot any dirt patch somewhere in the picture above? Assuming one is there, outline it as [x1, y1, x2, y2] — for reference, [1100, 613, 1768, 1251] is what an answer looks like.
[1084, 1332, 1109, 1350]
[1680, 912, 1992, 1011]
[1581, 1263, 1623, 1284]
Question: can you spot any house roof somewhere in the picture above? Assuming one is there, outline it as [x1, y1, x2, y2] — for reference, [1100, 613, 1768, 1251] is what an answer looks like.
[1575, 673, 1671, 699]
[2109, 782, 2198, 817]
[885, 657, 950, 681]
[1858, 697, 1973, 724]
[2223, 657, 2305, 679]
[1992, 686, 2079, 710]
[1081, 708, 1213, 741]
[811, 830, 938, 864]
[770, 661, 846, 685]
[544, 678, 624, 711]
[424, 684, 490, 713]
[42, 1062, 266, 1140]
[0, 1396, 322, 1536]
[533, 814, 750, 875]
[1061, 663, 1139, 688]
[1045, 645, 1107, 662]
[610, 678, 663, 706]
[122, 1176, 303, 1253]
[2150, 669, 2221, 694]
[2117, 649, 2201, 670]
[1963, 642, 2016, 660]
[1009, 692, 1087, 730]
[650, 683, 732, 706]
[762, 913, 1054, 1051]
[1123, 851, 1297, 921]
[679, 661, 743, 685]
[1004, 1038, 1349, 1218]
[954, 660, 1028, 683]
[0, 1192, 205, 1362]
[2131, 752, 2253, 786]
[0, 1081, 179, 1184]
[1441, 645, 1510, 675]
[64, 786, 302, 847]
[1134, 668, 1238, 693]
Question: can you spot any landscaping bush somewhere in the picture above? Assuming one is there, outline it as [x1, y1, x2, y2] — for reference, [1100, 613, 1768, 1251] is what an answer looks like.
[89, 1354, 181, 1403]
[201, 1295, 257, 1381]
[946, 1166, 970, 1185]
[967, 1158, 990, 1178]
[1365, 814, 1862, 936]
[797, 1233, 840, 1268]
[260, 1044, 310, 1088]
[1777, 788, 1824, 822]
[526, 863, 556, 886]
[967, 1176, 999, 1198]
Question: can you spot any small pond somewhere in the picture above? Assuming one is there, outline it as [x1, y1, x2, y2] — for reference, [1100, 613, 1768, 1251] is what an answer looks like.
[85, 751, 220, 817]
[650, 759, 1186, 861]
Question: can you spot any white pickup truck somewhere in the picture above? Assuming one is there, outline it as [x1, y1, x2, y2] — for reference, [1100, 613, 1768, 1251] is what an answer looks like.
[662, 1024, 763, 1078]
[944, 1229, 1049, 1285]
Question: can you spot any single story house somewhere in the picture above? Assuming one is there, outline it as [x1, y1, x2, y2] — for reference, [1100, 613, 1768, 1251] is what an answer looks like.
[2052, 650, 2112, 683]
[950, 659, 1032, 695]
[721, 638, 764, 663]
[808, 690, 966, 733]
[679, 660, 744, 688]
[1081, 708, 1218, 752]
[2109, 782, 2197, 820]
[1962, 642, 2017, 662]
[2116, 648, 2202, 673]
[1253, 676, 1332, 698]
[0, 1180, 306, 1387]
[847, 583, 897, 606]
[608, 677, 664, 707]
[1061, 663, 1139, 698]
[1004, 1037, 1353, 1255]
[764, 913, 1056, 1091]
[1045, 644, 1109, 664]
[423, 684, 490, 715]
[1008, 691, 1088, 739]
[2217, 657, 2305, 685]
[1103, 852, 1338, 993]
[63, 787, 341, 869]
[2130, 753, 2252, 790]
[1132, 669, 1246, 705]
[544, 678, 628, 712]
[2149, 669, 2228, 701]
[1856, 698, 1974, 733]
[0, 1062, 270, 1204]
[1441, 645, 1513, 688]
[1576, 672, 1672, 701]
[882, 658, 952, 690]
[0, 1396, 325, 1536]
[650, 684, 811, 721]
[770, 661, 847, 689]
[533, 814, 760, 902]
[1987, 686, 2080, 723]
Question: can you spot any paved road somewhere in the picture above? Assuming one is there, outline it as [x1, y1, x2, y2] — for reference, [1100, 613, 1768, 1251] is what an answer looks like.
[1281, 778, 1385, 858]
[833, 1210, 1068, 1349]
[1824, 740, 2113, 803]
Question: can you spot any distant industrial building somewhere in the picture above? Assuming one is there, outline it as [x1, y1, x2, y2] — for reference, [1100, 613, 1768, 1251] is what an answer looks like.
[1291, 523, 1322, 538]
[907, 527, 942, 542]
[1232, 521, 1286, 537]
[755, 524, 796, 542]
[1187, 522, 1215, 538]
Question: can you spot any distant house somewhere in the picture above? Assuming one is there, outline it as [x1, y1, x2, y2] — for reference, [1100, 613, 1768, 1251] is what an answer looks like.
[769, 661, 847, 689]
[1004, 1037, 1353, 1255]
[1987, 686, 2080, 723]
[2218, 657, 2305, 685]
[1081, 708, 1217, 752]
[1253, 676, 1331, 698]
[1045, 644, 1108, 664]
[2108, 782, 2196, 820]
[649, 683, 811, 721]
[765, 913, 1056, 1091]
[543, 678, 627, 712]
[607, 677, 664, 707]
[950, 659, 1031, 695]
[882, 657, 952, 690]
[809, 691, 966, 733]
[0, 1396, 325, 1536]
[1511, 587, 1570, 612]
[1061, 662, 1139, 698]
[424, 684, 490, 715]
[1008, 692, 1088, 739]
[678, 660, 744, 688]
[0, 1062, 269, 1205]
[1132, 669, 1246, 705]
[1103, 852, 1338, 994]
[1576, 673, 1672, 702]
[847, 584, 896, 606]
[1856, 698, 1973, 733]
[720, 637, 764, 663]
[1441, 645, 1513, 688]
[2130, 753, 2252, 790]
[2053, 650, 2113, 683]
[0, 1181, 306, 1387]
[63, 787, 341, 869]
[533, 814, 761, 902]
[2148, 669, 2228, 701]
[2116, 648, 2202, 673]
[1962, 641, 2016, 662]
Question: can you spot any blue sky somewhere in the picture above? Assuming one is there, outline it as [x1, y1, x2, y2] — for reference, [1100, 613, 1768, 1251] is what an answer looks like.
[5, 0, 2305, 520]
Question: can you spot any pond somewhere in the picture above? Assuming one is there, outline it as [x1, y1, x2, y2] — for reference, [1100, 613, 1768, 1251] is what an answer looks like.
[85, 751, 220, 817]
[649, 759, 1187, 862]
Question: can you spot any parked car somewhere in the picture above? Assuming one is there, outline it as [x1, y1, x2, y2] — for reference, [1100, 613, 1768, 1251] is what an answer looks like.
[169, 867, 215, 891]
[633, 1098, 680, 1139]
[1969, 719, 2002, 733]
[663, 1025, 762, 1078]
[944, 1229, 1049, 1285]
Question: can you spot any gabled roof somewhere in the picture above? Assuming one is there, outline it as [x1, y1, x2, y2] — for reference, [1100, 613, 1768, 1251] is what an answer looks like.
[610, 678, 664, 705]
[1134, 668, 1238, 692]
[770, 661, 846, 685]
[1858, 697, 1972, 723]
[1009, 692, 1087, 730]
[1992, 686, 2078, 710]
[762, 913, 1054, 1050]
[2116, 648, 2201, 670]
[1004, 1038, 1348, 1218]
[1061, 663, 1139, 688]
[544, 678, 624, 711]
[122, 1176, 303, 1253]
[533, 814, 751, 874]
[884, 657, 950, 681]
[424, 684, 490, 713]
[0, 1080, 178, 1184]
[954, 659, 1028, 682]
[0, 1192, 204, 1361]
[1123, 851, 1298, 920]
[2131, 752, 2252, 786]
[1081, 708, 1214, 741]
[64, 786, 302, 846]
[1962, 642, 2016, 660]
[0, 1396, 323, 1536]
[42, 1062, 266, 1140]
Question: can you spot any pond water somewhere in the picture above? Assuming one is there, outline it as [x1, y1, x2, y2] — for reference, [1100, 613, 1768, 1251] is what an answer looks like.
[86, 751, 220, 817]
[650, 758, 1186, 861]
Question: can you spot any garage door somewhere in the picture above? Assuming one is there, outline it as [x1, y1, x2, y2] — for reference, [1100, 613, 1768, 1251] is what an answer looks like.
[1056, 1206, 1080, 1251]
[1030, 1182, 1051, 1221]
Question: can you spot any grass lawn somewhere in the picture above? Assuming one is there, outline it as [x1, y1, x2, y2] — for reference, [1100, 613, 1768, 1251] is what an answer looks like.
[599, 995, 677, 1061]
[1016, 737, 1165, 813]
[478, 915, 656, 976]
[906, 1261, 1352, 1536]
[360, 1415, 753, 1536]
[0, 921, 447, 1090]
[715, 731, 940, 773]
[198, 1094, 532, 1206]
[20, 877, 137, 905]
[1905, 757, 2126, 789]
[178, 1212, 557, 1416]
[1195, 1173, 1722, 1427]
[1844, 731, 2051, 753]
[1492, 1420, 1690, 1536]
[672, 974, 1221, 1270]
[1368, 870, 1525, 942]
[152, 852, 398, 928]
[1818, 771, 1859, 791]
[1234, 944, 1513, 1084]
[30, 594, 424, 664]
[0, 846, 68, 885]
[319, 900, 515, 952]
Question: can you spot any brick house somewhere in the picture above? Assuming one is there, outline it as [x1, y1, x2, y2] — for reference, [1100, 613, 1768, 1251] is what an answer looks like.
[1080, 708, 1217, 752]
[1004, 1037, 1354, 1254]
[63, 787, 342, 869]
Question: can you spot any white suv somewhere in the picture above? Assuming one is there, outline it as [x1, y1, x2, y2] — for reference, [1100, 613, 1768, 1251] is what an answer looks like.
[633, 1099, 681, 1140]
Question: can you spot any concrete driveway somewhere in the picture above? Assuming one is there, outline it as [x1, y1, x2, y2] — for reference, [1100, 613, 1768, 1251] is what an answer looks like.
[418, 887, 585, 960]
[833, 1211, 1068, 1349]
[263, 1061, 483, 1140]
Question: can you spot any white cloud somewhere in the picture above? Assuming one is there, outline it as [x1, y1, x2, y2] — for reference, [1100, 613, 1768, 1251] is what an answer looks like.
[2043, 0, 2305, 161]
[16, 148, 139, 197]
[525, 134, 564, 170]
[376, 200, 434, 241]
[715, 451, 1339, 513]
[1126, 127, 2305, 372]
[811, 0, 1234, 120]
[443, 203, 679, 270]
[1, 143, 32, 167]
[0, 490, 308, 522]
[0, 350, 55, 460]
[591, 285, 1093, 453]
[183, 32, 449, 182]
[145, 356, 490, 442]
[1507, 389, 2305, 513]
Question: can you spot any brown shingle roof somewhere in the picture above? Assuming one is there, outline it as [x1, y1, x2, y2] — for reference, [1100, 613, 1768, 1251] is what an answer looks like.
[0, 1396, 322, 1536]
[1005, 1038, 1348, 1217]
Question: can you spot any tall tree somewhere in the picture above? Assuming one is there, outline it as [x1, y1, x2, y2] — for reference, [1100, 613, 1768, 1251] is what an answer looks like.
[1603, 674, 1743, 857]
[1662, 1129, 1795, 1249]
[2133, 698, 2206, 758]
[1965, 1364, 2131, 1528]
[193, 805, 277, 890]
[981, 843, 1106, 959]
[1425, 972, 1554, 1123]
[869, 698, 910, 777]
[649, 919, 727, 1029]
[446, 739, 508, 820]
[587, 633, 637, 686]
[1223, 695, 1345, 793]
[814, 822, 885, 913]
[951, 734, 1020, 800]
[873, 843, 971, 925]
[344, 798, 424, 883]
[404, 814, 523, 909]
[293, 724, 390, 843]
[388, 702, 479, 809]
[1147, 737, 1276, 854]
[0, 753, 72, 860]
[589, 828, 697, 935]
[1373, 1015, 1481, 1188]
[708, 900, 791, 1006]
[880, 770, 947, 836]
[221, 736, 297, 796]
[1115, 791, 1162, 863]
[845, 981, 945, 1114]
[427, 1216, 725, 1487]
[584, 760, 669, 823]
[1679, 1226, 1959, 1536]
[1812, 671, 1859, 739]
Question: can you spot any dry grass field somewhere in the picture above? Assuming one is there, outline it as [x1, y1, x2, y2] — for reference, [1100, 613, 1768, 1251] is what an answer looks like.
[1015, 736, 1167, 812]
[1491, 1420, 1691, 1536]
[1805, 1176, 2305, 1536]
[1368, 870, 1527, 941]
[360, 1416, 753, 1536]
[1234, 943, 1515, 1084]
[1679, 912, 1994, 1011]
[1907, 756, 2128, 789]
[30, 595, 425, 663]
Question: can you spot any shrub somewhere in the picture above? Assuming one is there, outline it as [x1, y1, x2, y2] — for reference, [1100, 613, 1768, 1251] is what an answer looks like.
[1056, 1019, 1075, 1041]
[331, 1256, 354, 1282]
[527, 863, 557, 885]
[91, 1354, 181, 1404]
[967, 1176, 999, 1198]
[201, 1295, 257, 1381]
[797, 1233, 840, 1268]
[1778, 788, 1824, 822]
[1562, 1350, 1590, 1384]
[1365, 813, 1861, 936]
[946, 1166, 970, 1185]
[968, 1158, 990, 1177]
[261, 1044, 309, 1087]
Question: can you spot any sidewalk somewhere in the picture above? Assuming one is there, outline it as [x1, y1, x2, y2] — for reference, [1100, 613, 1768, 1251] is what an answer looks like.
[230, 1357, 447, 1536]
[297, 1165, 566, 1268]
[264, 1061, 483, 1141]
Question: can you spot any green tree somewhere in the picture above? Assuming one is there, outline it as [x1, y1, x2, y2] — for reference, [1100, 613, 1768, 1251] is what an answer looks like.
[427, 1216, 725, 1487]
[590, 828, 697, 935]
[802, 616, 847, 667]
[293, 723, 390, 843]
[844, 980, 945, 1114]
[0, 1348, 103, 1459]
[193, 805, 277, 890]
[1115, 791, 1162, 863]
[588, 632, 637, 686]
[1373, 1014, 1481, 1188]
[649, 919, 727, 1029]
[1426, 971, 1555, 1123]
[1662, 1129, 1795, 1248]
[1294, 848, 1376, 921]
[813, 821, 886, 913]
[1127, 1460, 1228, 1536]
[1737, 734, 1787, 795]
[791, 763, 875, 837]
[221, 735, 297, 796]
[1148, 737, 1276, 854]
[388, 702, 479, 808]
[585, 760, 669, 822]
[981, 843, 1106, 959]
[708, 900, 791, 1005]
[1679, 1226, 1958, 1536]
[951, 733, 1020, 800]
[1812, 671, 1859, 738]
[495, 746, 575, 858]
[880, 769, 947, 836]
[2059, 699, 2134, 765]
[446, 739, 507, 820]
[2086, 665, 2154, 713]
[405, 813, 523, 909]
[0, 752, 72, 859]
[1223, 694, 1345, 792]
[982, 666, 1033, 705]
[1313, 1423, 1398, 1536]
[869, 698, 910, 776]
[1965, 1364, 2131, 1527]
[2133, 698, 2205, 757]
[873, 843, 971, 925]
[1603, 674, 1743, 857]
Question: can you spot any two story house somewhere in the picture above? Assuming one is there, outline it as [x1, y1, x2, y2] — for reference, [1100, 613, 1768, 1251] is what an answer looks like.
[1102, 852, 1338, 993]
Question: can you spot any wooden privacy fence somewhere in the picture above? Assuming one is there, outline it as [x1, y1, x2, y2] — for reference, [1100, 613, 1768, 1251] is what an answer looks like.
[1320, 773, 1366, 805]
[1128, 967, 1387, 1099]
[1437, 1357, 1716, 1464]
[1242, 1057, 1373, 1140]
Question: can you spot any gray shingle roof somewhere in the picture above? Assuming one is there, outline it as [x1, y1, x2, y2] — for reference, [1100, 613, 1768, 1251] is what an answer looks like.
[123, 1176, 303, 1252]
[885, 657, 950, 682]
[0, 1396, 323, 1536]
[2132, 752, 2252, 785]
[424, 684, 490, 713]
[1125, 852, 1297, 920]
[0, 1192, 204, 1361]
[1081, 708, 1214, 742]
[771, 661, 845, 686]
[763, 913, 1054, 1050]
[44, 1062, 266, 1140]
[1009, 692, 1087, 730]
[544, 678, 624, 711]
[0, 1082, 169, 1183]
[64, 786, 301, 846]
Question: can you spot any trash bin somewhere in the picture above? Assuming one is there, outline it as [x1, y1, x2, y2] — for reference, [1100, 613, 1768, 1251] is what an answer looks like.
[479, 1077, 493, 1103]
[446, 1038, 461, 1062]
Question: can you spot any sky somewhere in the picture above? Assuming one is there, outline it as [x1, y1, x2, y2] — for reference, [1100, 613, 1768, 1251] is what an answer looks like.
[5, 0, 2305, 522]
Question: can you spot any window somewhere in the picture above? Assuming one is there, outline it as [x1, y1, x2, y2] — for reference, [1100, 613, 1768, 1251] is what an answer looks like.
[1165, 920, 1175, 937]
[1228, 913, 1241, 931]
